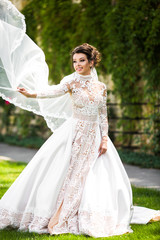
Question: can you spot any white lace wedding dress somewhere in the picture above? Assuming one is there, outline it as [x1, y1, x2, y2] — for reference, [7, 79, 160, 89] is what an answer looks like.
[0, 72, 159, 237]
[0, 0, 159, 238]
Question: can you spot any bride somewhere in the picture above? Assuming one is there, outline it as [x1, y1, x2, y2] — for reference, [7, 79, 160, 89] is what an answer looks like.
[0, 0, 159, 238]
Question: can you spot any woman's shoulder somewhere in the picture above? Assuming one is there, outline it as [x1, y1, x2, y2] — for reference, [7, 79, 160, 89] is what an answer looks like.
[97, 81, 107, 90]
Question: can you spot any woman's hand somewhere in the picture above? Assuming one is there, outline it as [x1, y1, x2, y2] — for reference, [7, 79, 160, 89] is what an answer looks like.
[98, 137, 107, 157]
[17, 87, 37, 98]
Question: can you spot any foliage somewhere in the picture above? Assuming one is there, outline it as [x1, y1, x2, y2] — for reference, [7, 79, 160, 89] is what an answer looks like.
[0, 160, 160, 240]
[21, 0, 160, 154]
[0, 98, 15, 134]
[118, 149, 160, 169]
[23, 0, 81, 83]
[0, 97, 50, 140]
[0, 134, 45, 149]
[104, 0, 160, 153]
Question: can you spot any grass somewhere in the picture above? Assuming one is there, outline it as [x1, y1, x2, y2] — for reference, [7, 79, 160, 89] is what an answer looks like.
[0, 160, 160, 240]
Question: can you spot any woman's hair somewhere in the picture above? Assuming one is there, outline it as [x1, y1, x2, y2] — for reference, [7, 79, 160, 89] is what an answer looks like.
[71, 43, 101, 67]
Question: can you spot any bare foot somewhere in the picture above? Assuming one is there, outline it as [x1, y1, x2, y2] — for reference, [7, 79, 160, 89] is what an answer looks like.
[149, 212, 160, 222]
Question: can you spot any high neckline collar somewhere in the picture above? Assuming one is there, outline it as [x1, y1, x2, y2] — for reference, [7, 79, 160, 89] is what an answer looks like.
[75, 71, 93, 81]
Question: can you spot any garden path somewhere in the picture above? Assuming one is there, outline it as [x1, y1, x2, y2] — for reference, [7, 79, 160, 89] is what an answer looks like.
[0, 143, 160, 190]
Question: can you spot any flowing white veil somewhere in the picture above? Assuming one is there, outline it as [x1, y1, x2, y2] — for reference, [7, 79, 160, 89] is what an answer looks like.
[0, 0, 73, 131]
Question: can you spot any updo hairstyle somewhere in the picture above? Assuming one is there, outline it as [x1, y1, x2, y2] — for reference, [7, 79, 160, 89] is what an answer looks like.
[71, 43, 101, 67]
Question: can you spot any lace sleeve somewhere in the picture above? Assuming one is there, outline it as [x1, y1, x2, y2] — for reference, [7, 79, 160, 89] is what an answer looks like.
[99, 85, 109, 138]
[36, 81, 70, 99]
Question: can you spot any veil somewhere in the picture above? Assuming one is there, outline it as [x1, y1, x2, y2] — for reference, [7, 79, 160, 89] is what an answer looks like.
[91, 67, 98, 82]
[0, 0, 98, 132]
[0, 0, 74, 131]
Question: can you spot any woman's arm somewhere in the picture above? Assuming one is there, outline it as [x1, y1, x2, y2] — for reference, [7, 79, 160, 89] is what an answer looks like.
[17, 82, 71, 99]
[98, 85, 108, 157]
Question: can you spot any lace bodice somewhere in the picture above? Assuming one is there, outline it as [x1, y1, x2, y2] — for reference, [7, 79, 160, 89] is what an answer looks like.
[37, 72, 108, 137]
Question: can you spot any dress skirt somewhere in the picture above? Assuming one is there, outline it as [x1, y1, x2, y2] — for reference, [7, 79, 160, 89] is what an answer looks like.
[0, 117, 158, 238]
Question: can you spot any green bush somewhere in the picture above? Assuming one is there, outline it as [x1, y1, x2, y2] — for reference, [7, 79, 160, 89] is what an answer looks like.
[118, 149, 160, 169]
[0, 135, 45, 149]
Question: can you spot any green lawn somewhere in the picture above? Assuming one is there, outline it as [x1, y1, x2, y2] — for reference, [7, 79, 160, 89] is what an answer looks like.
[0, 160, 159, 240]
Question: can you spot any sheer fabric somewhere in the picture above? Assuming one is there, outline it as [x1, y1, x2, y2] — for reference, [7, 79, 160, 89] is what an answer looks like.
[0, 0, 159, 238]
[0, 0, 73, 131]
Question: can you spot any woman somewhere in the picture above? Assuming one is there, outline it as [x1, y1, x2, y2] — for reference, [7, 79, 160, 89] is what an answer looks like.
[0, 0, 159, 238]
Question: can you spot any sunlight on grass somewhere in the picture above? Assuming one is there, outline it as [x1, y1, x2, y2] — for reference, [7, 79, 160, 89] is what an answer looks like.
[0, 160, 159, 240]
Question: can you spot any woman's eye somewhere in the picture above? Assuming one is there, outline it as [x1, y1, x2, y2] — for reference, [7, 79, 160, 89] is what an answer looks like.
[73, 59, 85, 64]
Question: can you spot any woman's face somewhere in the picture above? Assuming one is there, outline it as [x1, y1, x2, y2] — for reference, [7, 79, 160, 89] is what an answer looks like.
[73, 53, 93, 75]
